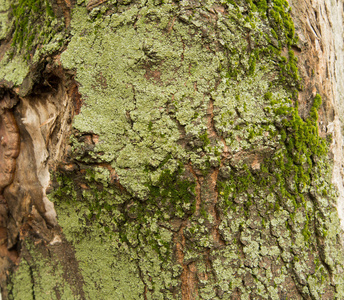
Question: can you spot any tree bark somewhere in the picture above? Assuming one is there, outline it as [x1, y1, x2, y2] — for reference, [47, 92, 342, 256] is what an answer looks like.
[0, 0, 344, 299]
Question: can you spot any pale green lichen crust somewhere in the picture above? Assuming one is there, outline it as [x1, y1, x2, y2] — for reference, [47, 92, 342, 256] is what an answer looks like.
[0, 0, 12, 40]
[7, 241, 78, 300]
[9, 0, 344, 299]
[0, 53, 29, 86]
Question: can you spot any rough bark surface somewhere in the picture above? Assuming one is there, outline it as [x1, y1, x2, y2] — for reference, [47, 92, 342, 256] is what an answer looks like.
[0, 0, 344, 299]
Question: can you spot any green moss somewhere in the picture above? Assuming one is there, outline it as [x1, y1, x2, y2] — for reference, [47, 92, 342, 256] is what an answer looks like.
[147, 163, 196, 219]
[200, 131, 211, 147]
[10, 0, 62, 60]
[268, 0, 297, 47]
[214, 1, 344, 297]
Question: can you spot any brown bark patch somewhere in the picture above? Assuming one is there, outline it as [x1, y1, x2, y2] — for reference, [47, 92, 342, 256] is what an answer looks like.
[144, 68, 162, 82]
[175, 223, 198, 300]
[95, 72, 108, 89]
[68, 81, 83, 115]
[56, 0, 72, 27]
[87, 0, 108, 11]
[188, 164, 201, 214]
[0, 109, 20, 194]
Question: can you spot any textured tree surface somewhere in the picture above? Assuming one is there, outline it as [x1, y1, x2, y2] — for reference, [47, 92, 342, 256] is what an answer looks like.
[0, 0, 344, 299]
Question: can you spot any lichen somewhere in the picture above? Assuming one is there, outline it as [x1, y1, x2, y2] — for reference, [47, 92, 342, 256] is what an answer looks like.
[0, 52, 29, 85]
[49, 163, 186, 298]
[8, 259, 34, 300]
[61, 3, 219, 199]
[8, 242, 77, 300]
[0, 0, 12, 40]
[33, 0, 344, 298]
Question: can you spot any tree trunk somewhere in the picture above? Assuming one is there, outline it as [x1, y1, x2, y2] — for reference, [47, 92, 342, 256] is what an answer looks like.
[0, 0, 344, 299]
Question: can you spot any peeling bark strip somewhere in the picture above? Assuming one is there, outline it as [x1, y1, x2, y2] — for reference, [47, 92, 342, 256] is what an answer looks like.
[0, 108, 20, 194]
[0, 99, 20, 291]
[0, 0, 344, 299]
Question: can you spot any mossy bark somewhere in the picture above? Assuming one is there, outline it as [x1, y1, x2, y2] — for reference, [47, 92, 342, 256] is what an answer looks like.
[0, 0, 344, 299]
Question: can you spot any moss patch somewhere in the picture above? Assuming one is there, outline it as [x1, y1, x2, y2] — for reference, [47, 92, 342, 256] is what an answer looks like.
[10, 0, 62, 60]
